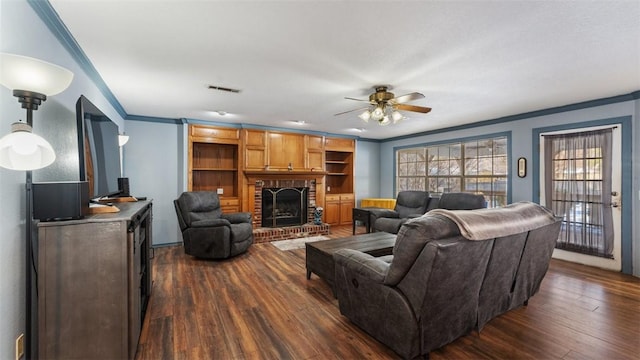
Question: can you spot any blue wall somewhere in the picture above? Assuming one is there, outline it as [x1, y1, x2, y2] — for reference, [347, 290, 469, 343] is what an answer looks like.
[123, 120, 185, 245]
[354, 140, 381, 206]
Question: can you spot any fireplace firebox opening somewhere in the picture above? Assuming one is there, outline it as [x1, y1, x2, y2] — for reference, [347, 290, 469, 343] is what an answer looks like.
[261, 187, 308, 228]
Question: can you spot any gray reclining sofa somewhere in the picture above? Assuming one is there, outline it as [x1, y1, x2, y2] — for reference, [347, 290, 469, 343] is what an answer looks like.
[334, 202, 561, 359]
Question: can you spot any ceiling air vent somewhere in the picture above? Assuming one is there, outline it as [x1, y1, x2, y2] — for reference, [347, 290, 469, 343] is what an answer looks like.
[208, 85, 241, 93]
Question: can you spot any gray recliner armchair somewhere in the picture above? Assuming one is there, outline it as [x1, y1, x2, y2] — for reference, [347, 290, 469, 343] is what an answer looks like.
[174, 191, 253, 259]
[365, 191, 432, 233]
[374, 192, 487, 234]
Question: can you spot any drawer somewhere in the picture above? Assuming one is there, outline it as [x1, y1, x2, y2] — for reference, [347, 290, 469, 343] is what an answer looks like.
[325, 194, 340, 202]
[340, 193, 354, 201]
[219, 198, 239, 206]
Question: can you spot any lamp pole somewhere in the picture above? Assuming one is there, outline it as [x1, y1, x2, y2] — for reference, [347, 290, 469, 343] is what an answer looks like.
[25, 104, 35, 360]
[25, 169, 33, 360]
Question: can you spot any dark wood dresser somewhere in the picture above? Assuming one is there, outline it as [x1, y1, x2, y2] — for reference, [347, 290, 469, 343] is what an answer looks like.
[36, 201, 153, 359]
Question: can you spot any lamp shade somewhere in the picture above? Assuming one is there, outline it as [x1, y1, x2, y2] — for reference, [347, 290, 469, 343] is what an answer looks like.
[0, 53, 74, 95]
[0, 122, 55, 170]
[118, 134, 130, 146]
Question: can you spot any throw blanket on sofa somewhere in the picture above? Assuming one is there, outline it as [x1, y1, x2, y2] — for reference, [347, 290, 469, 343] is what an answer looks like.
[428, 201, 558, 240]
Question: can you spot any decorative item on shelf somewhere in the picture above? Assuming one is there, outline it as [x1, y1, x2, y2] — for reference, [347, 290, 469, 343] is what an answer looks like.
[517, 157, 527, 178]
[0, 52, 74, 360]
[288, 162, 293, 171]
[313, 206, 323, 225]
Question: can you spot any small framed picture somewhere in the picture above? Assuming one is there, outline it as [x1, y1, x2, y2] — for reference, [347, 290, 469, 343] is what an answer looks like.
[517, 157, 527, 178]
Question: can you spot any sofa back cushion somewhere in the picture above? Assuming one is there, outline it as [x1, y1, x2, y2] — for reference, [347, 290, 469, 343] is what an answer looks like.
[394, 191, 430, 218]
[438, 192, 486, 210]
[385, 213, 461, 286]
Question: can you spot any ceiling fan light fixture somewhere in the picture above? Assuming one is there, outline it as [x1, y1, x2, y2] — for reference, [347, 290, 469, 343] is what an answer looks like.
[379, 115, 391, 126]
[371, 106, 384, 121]
[358, 110, 371, 122]
[392, 110, 404, 123]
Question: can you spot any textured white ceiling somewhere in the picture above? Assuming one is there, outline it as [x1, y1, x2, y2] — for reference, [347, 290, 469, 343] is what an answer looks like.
[49, 0, 640, 139]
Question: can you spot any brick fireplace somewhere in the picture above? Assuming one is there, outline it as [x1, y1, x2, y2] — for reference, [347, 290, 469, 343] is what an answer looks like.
[245, 171, 330, 243]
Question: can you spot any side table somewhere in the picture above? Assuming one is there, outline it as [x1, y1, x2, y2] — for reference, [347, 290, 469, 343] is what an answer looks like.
[352, 207, 372, 234]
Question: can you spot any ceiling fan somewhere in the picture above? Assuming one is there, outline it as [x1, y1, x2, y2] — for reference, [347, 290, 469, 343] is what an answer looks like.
[336, 85, 432, 126]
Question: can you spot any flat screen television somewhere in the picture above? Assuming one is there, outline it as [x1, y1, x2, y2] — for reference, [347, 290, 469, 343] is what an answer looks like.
[76, 95, 122, 200]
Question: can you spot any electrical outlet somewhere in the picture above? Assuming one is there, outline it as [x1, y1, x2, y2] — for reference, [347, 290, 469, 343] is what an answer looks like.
[16, 333, 24, 360]
[216, 188, 224, 195]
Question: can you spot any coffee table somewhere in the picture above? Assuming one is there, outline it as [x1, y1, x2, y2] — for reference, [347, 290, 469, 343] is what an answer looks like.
[305, 232, 396, 292]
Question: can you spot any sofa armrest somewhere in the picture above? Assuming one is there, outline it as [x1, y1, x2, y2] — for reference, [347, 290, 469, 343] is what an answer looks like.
[222, 212, 252, 224]
[334, 249, 390, 283]
[191, 218, 231, 228]
[366, 208, 399, 219]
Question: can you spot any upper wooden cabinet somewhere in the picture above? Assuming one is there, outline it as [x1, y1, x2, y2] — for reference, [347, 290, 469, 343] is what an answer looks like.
[190, 125, 240, 144]
[242, 130, 326, 172]
[325, 137, 355, 152]
[243, 129, 267, 170]
[306, 135, 325, 171]
[267, 132, 306, 171]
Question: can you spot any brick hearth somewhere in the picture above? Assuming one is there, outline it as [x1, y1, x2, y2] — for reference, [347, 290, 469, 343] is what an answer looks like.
[253, 223, 330, 243]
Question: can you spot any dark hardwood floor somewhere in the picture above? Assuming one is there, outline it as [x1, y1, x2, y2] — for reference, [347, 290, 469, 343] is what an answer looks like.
[136, 225, 640, 359]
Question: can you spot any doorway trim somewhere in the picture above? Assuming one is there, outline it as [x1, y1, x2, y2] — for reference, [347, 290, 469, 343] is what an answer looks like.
[532, 116, 632, 274]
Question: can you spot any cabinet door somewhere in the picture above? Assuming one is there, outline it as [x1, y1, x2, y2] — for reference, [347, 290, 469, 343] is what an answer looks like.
[243, 129, 267, 170]
[324, 200, 340, 226]
[268, 132, 305, 170]
[340, 198, 355, 225]
[39, 221, 129, 360]
[307, 150, 324, 171]
[304, 135, 324, 170]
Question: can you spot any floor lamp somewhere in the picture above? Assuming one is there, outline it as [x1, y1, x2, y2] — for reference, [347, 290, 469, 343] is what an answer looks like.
[0, 53, 74, 359]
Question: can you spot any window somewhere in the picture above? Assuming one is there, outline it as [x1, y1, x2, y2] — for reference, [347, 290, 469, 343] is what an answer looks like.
[397, 136, 508, 207]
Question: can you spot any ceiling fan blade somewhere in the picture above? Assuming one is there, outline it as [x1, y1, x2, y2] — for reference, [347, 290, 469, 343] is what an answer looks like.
[344, 97, 370, 102]
[395, 104, 432, 114]
[334, 107, 368, 116]
[390, 92, 425, 104]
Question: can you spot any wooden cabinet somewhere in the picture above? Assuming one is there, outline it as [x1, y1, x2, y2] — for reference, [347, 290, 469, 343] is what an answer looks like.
[267, 132, 306, 170]
[306, 135, 325, 170]
[325, 137, 354, 194]
[37, 201, 153, 360]
[243, 129, 267, 170]
[325, 193, 354, 225]
[324, 137, 355, 225]
[189, 125, 240, 212]
[243, 130, 324, 172]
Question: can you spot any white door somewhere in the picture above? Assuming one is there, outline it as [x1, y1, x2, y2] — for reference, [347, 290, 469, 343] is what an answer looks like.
[540, 125, 622, 271]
